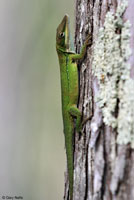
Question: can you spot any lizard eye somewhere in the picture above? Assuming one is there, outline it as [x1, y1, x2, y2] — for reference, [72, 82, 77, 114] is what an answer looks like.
[59, 32, 65, 38]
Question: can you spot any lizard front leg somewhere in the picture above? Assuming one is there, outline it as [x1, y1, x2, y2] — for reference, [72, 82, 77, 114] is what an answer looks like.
[70, 34, 92, 61]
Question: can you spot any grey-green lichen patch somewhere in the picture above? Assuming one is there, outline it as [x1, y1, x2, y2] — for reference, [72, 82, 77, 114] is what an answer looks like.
[117, 79, 134, 147]
[92, 0, 134, 147]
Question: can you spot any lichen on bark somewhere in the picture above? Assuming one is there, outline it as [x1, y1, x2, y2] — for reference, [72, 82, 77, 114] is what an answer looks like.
[92, 0, 134, 147]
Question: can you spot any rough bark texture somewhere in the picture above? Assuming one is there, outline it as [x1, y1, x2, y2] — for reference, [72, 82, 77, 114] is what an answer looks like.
[64, 0, 134, 200]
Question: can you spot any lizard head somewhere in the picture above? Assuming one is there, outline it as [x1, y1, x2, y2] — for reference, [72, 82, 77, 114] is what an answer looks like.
[56, 14, 70, 52]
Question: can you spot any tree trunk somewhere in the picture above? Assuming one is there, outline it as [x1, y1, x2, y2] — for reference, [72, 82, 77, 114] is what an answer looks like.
[64, 0, 134, 199]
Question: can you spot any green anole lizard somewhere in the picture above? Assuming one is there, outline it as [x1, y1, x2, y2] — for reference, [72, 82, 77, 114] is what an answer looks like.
[56, 15, 91, 200]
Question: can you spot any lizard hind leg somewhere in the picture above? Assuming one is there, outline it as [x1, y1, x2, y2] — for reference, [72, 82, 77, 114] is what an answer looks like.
[68, 105, 82, 132]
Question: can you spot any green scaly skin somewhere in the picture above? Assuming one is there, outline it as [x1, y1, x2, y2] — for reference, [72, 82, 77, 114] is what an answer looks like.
[56, 15, 91, 200]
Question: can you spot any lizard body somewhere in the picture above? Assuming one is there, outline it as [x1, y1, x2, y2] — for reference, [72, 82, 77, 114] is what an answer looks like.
[56, 15, 91, 200]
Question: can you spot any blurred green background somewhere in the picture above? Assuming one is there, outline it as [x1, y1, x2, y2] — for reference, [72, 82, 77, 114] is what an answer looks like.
[0, 0, 74, 199]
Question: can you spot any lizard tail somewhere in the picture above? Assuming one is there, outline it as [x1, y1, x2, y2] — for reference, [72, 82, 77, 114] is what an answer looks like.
[65, 127, 74, 200]
[67, 149, 73, 200]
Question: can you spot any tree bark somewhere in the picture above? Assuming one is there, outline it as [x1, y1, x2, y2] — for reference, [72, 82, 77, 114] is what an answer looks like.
[64, 0, 134, 199]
